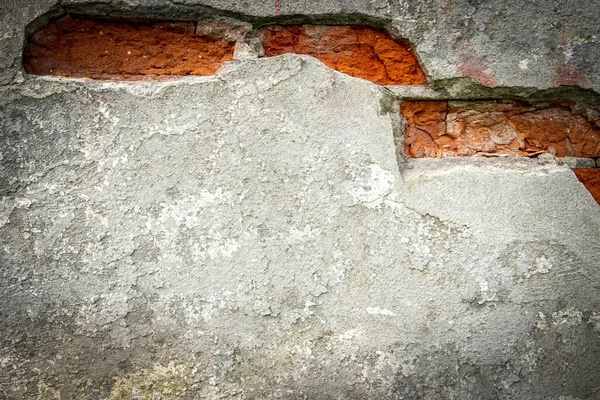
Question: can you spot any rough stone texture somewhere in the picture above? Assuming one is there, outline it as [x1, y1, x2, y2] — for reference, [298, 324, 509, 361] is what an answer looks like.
[559, 157, 597, 169]
[1, 55, 600, 399]
[402, 100, 600, 158]
[23, 16, 239, 80]
[574, 168, 600, 204]
[3, 0, 600, 96]
[0, 0, 58, 85]
[261, 25, 426, 85]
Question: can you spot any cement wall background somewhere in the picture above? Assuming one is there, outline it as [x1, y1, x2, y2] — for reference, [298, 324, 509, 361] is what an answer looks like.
[1, 1, 600, 399]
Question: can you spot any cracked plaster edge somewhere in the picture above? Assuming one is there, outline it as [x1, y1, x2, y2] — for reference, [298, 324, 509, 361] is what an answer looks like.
[3, 53, 344, 99]
[3, 56, 596, 218]
[11, 3, 600, 103]
[401, 157, 576, 177]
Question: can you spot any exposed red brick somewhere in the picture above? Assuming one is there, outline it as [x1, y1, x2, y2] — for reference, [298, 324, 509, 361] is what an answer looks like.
[573, 168, 600, 204]
[23, 16, 237, 80]
[402, 101, 447, 157]
[401, 101, 600, 158]
[261, 25, 427, 85]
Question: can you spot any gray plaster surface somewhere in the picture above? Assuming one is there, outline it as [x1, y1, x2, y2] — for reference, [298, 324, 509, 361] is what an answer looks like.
[1, 55, 599, 398]
[2, 0, 600, 99]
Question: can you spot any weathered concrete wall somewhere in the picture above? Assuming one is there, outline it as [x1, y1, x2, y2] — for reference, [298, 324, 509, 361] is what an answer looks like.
[2, 54, 600, 400]
[1, 1, 600, 399]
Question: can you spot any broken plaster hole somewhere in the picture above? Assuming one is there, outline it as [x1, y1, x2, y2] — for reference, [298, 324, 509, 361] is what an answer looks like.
[400, 99, 600, 204]
[573, 168, 600, 204]
[401, 100, 600, 158]
[23, 16, 239, 80]
[261, 25, 427, 85]
[23, 16, 427, 85]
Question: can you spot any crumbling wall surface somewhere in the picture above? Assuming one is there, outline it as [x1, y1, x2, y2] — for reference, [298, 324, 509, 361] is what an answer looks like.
[1, 55, 600, 399]
[3, 0, 600, 93]
[2, 0, 600, 399]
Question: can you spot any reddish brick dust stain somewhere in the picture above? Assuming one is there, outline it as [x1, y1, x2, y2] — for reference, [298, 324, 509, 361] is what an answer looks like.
[261, 25, 427, 86]
[401, 100, 600, 158]
[573, 169, 600, 204]
[554, 62, 590, 87]
[458, 61, 498, 87]
[23, 16, 237, 80]
[275, 0, 281, 15]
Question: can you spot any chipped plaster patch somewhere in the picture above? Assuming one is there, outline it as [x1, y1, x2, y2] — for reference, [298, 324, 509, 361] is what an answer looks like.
[347, 164, 395, 205]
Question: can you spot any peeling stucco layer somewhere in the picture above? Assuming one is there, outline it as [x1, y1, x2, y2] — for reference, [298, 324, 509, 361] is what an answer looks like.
[1, 55, 599, 399]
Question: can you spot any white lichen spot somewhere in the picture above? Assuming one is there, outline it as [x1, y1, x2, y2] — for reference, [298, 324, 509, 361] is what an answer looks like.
[37, 381, 61, 399]
[97, 103, 120, 125]
[534, 255, 552, 273]
[400, 359, 416, 377]
[366, 307, 396, 316]
[200, 293, 231, 322]
[339, 329, 361, 341]
[75, 292, 130, 332]
[587, 312, 600, 333]
[477, 278, 497, 305]
[147, 190, 241, 263]
[518, 59, 530, 70]
[536, 312, 548, 330]
[361, 350, 398, 382]
[524, 255, 553, 278]
[0, 355, 17, 369]
[552, 308, 583, 327]
[109, 361, 189, 398]
[15, 198, 33, 208]
[479, 279, 489, 292]
[288, 224, 319, 243]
